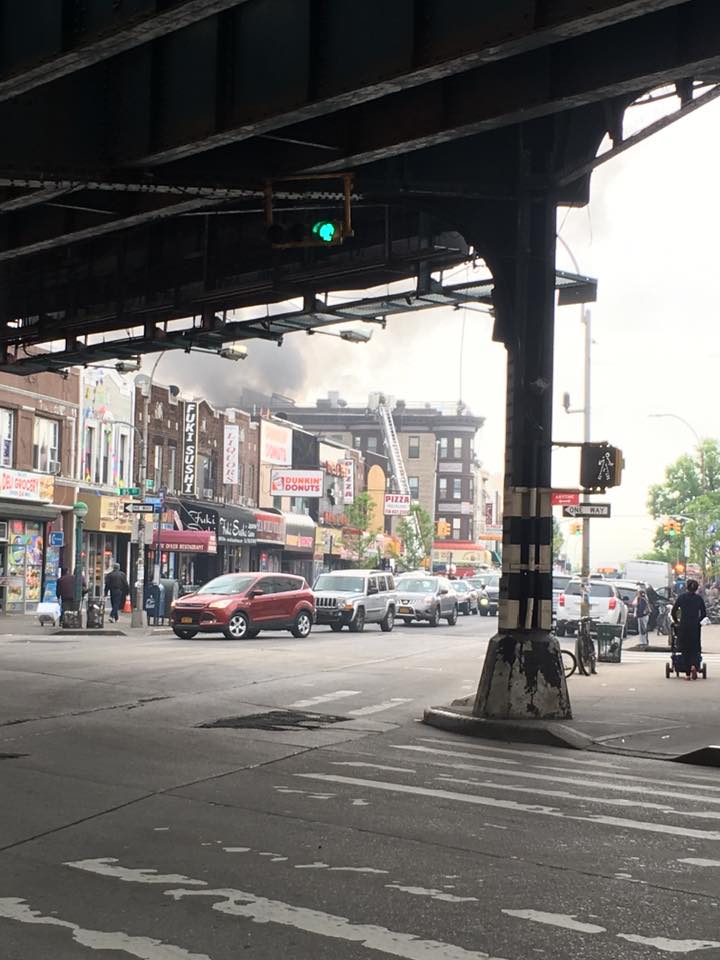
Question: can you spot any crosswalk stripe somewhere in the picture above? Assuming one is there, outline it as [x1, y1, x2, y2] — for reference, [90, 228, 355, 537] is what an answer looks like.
[413, 738, 629, 769]
[295, 773, 720, 841]
[289, 690, 361, 709]
[347, 699, 413, 716]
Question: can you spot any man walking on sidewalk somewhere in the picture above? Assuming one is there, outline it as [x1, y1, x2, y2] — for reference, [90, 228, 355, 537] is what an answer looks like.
[104, 563, 129, 623]
[633, 589, 652, 647]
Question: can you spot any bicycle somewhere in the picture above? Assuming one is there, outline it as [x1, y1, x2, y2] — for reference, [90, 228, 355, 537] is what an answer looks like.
[561, 648, 577, 678]
[575, 616, 597, 676]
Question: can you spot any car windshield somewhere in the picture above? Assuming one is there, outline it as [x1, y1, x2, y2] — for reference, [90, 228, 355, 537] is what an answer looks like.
[197, 575, 256, 595]
[564, 581, 614, 597]
[314, 575, 366, 592]
[396, 578, 437, 593]
[485, 576, 500, 589]
[454, 582, 470, 593]
[553, 576, 572, 592]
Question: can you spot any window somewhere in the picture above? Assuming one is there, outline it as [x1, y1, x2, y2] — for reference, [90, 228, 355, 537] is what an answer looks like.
[153, 442, 163, 489]
[167, 444, 177, 494]
[367, 435, 378, 452]
[118, 432, 129, 484]
[452, 518, 462, 539]
[439, 477, 447, 499]
[273, 496, 282, 510]
[453, 437, 463, 458]
[408, 477, 419, 500]
[0, 409, 14, 466]
[247, 464, 255, 499]
[100, 428, 110, 484]
[237, 463, 244, 492]
[33, 417, 59, 473]
[467, 518, 473, 541]
[438, 518, 448, 538]
[83, 425, 95, 481]
[408, 436, 420, 459]
[452, 478, 462, 500]
[353, 435, 361, 450]
[439, 437, 448, 459]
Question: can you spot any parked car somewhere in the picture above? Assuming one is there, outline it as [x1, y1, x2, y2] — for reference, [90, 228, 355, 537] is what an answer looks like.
[170, 572, 314, 640]
[453, 579, 479, 616]
[552, 574, 573, 622]
[556, 579, 627, 636]
[612, 579, 668, 633]
[395, 574, 458, 626]
[473, 573, 500, 616]
[313, 569, 396, 633]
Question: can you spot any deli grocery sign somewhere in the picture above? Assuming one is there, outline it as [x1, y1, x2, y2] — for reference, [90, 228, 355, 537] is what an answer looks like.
[270, 469, 323, 497]
[384, 493, 411, 516]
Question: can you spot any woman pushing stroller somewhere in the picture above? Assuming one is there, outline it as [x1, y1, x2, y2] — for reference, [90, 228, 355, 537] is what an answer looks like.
[671, 579, 706, 680]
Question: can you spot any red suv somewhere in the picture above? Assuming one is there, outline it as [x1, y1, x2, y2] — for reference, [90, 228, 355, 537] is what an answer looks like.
[170, 573, 315, 640]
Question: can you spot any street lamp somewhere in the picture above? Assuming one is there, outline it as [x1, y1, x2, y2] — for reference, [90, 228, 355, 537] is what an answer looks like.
[306, 327, 374, 343]
[73, 501, 88, 623]
[648, 413, 706, 487]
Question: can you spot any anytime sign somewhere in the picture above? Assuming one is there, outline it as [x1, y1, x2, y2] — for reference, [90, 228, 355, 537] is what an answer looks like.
[270, 469, 323, 497]
[384, 493, 411, 516]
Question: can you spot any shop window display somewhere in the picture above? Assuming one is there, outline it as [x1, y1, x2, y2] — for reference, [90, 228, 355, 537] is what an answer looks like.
[6, 520, 44, 612]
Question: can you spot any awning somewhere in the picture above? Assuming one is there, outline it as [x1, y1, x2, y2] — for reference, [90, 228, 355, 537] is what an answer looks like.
[152, 530, 217, 554]
[254, 510, 285, 545]
[284, 512, 316, 552]
[0, 501, 61, 522]
[216, 503, 258, 545]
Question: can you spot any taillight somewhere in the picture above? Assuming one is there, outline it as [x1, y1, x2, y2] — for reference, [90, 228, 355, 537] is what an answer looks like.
[608, 597, 617, 610]
[559, 595, 565, 607]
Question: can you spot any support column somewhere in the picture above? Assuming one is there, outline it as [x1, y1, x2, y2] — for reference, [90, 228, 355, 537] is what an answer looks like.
[474, 183, 571, 720]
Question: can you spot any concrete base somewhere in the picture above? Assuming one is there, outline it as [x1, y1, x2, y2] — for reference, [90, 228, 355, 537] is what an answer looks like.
[473, 630, 572, 720]
[423, 704, 592, 749]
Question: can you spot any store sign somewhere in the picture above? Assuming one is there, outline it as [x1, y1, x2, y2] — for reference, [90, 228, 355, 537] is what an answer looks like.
[384, 493, 411, 516]
[218, 515, 257, 545]
[0, 468, 54, 502]
[255, 511, 285, 544]
[223, 423, 239, 485]
[343, 460, 355, 504]
[182, 505, 218, 533]
[270, 470, 323, 497]
[260, 420, 292, 466]
[182, 402, 199, 495]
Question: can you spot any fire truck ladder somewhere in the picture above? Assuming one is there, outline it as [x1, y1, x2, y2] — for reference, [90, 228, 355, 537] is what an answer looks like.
[376, 399, 422, 542]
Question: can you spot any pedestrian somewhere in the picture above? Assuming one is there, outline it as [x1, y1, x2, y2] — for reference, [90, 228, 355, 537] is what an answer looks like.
[104, 562, 129, 623]
[56, 567, 77, 617]
[632, 589, 652, 647]
[671, 578, 707, 680]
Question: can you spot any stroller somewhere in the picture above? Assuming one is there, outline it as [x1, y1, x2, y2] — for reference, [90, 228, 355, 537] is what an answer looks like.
[665, 622, 707, 679]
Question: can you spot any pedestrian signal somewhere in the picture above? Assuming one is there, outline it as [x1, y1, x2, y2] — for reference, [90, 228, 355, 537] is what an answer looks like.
[580, 443, 624, 491]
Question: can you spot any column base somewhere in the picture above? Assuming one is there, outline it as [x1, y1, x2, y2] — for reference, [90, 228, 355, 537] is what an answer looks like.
[474, 630, 571, 720]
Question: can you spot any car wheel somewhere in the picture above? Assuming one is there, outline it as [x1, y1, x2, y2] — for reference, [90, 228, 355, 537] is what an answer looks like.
[428, 606, 440, 628]
[224, 612, 250, 640]
[349, 608, 365, 633]
[380, 607, 395, 632]
[291, 610, 313, 639]
[173, 628, 197, 640]
[330, 623, 344, 632]
[446, 606, 458, 626]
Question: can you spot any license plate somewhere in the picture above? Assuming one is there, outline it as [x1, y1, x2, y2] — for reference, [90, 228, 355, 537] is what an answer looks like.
[180, 617, 193, 624]
[399, 606, 412, 614]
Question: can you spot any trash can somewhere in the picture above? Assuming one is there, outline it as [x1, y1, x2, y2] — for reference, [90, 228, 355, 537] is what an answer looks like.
[86, 597, 105, 629]
[596, 623, 622, 662]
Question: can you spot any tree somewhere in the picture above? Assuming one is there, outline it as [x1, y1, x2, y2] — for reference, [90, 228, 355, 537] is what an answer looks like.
[397, 504, 435, 570]
[344, 492, 380, 566]
[552, 517, 564, 564]
[647, 439, 720, 576]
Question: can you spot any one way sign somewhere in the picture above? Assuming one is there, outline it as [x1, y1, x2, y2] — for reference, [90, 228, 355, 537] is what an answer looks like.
[562, 503, 611, 519]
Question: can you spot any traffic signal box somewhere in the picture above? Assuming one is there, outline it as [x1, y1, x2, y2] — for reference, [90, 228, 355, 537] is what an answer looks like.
[663, 518, 682, 537]
[268, 219, 345, 248]
[436, 519, 451, 538]
[580, 443, 624, 491]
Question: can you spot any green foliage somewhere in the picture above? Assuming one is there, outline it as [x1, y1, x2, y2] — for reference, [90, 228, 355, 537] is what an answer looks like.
[345, 492, 375, 532]
[647, 439, 720, 575]
[552, 517, 564, 563]
[397, 504, 435, 569]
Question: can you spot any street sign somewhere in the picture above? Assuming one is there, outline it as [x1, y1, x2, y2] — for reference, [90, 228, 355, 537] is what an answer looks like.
[119, 486, 140, 496]
[49, 531, 64, 547]
[551, 491, 579, 506]
[562, 503, 611, 519]
[123, 502, 158, 514]
[145, 478, 154, 491]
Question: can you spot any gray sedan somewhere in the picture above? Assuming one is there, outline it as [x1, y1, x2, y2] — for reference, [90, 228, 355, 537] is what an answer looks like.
[395, 575, 458, 627]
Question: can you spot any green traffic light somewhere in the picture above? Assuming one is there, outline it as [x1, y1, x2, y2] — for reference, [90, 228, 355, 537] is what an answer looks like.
[312, 220, 337, 243]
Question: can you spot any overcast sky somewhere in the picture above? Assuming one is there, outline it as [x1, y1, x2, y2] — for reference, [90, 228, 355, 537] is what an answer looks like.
[162, 93, 720, 569]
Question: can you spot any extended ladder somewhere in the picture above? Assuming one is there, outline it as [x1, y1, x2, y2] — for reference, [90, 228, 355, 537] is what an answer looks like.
[375, 398, 422, 543]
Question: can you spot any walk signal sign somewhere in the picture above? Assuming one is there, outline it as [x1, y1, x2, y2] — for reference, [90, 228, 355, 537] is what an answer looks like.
[580, 443, 624, 491]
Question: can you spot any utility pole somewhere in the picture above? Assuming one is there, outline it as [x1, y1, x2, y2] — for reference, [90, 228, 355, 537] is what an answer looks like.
[581, 306, 592, 590]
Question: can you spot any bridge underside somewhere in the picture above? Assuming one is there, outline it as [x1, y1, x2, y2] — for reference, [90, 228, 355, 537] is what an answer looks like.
[0, 0, 717, 715]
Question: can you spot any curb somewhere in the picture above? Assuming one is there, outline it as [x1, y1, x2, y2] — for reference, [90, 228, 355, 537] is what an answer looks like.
[422, 706, 594, 751]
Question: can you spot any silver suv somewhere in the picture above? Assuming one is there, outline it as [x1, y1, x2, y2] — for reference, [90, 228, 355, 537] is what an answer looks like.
[395, 574, 458, 627]
[313, 569, 397, 633]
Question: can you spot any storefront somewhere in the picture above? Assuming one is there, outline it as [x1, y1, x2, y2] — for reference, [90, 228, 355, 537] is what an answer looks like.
[0, 469, 60, 614]
[80, 493, 133, 597]
[250, 510, 285, 572]
[314, 523, 360, 573]
[216, 504, 257, 573]
[151, 529, 217, 589]
[282, 512, 316, 581]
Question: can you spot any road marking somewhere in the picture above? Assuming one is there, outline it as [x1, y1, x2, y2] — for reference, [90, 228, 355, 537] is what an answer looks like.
[533, 763, 720, 792]
[414, 738, 628, 769]
[391, 747, 720, 805]
[295, 774, 720, 841]
[222, 847, 251, 854]
[169, 887, 505, 960]
[0, 897, 211, 960]
[65, 858, 206, 886]
[617, 934, 720, 953]
[678, 858, 720, 867]
[331, 762, 417, 774]
[386, 884, 478, 904]
[289, 690, 361, 708]
[502, 909, 606, 933]
[348, 699, 412, 716]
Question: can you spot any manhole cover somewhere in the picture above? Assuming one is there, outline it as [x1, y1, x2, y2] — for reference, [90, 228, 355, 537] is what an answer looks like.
[198, 710, 350, 731]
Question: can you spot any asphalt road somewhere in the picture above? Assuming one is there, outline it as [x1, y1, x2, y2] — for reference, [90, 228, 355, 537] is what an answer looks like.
[2, 614, 720, 959]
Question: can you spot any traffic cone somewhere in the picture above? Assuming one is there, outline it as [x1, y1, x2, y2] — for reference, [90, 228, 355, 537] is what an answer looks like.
[123, 597, 132, 613]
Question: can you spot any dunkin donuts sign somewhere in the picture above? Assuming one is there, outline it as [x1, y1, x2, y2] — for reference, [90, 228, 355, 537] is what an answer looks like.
[270, 470, 323, 498]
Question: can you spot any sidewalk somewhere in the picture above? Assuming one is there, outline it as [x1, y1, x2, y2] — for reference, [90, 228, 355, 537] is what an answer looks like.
[0, 609, 172, 637]
[424, 625, 720, 763]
